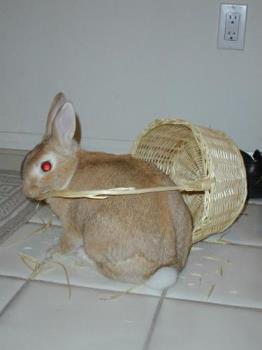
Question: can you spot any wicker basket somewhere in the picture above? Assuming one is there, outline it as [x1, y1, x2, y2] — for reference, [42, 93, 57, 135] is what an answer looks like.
[131, 119, 247, 243]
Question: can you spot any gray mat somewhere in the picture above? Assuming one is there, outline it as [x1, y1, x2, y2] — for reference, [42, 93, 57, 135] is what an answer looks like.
[0, 170, 37, 244]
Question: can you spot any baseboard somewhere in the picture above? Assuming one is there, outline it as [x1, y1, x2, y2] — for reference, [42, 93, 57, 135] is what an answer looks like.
[0, 130, 255, 155]
[0, 131, 133, 154]
[0, 131, 42, 151]
[0, 148, 27, 156]
[0, 147, 26, 171]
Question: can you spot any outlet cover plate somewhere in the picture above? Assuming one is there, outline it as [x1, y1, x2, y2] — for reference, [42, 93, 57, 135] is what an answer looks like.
[217, 4, 248, 50]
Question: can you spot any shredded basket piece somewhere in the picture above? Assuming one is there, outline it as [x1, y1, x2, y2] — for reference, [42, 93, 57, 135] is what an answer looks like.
[207, 284, 216, 299]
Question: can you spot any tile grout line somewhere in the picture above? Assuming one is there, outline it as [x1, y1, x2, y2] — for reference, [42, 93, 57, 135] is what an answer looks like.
[204, 240, 262, 250]
[142, 288, 168, 350]
[0, 279, 31, 318]
[165, 295, 262, 313]
[24, 278, 262, 312]
[1, 274, 262, 313]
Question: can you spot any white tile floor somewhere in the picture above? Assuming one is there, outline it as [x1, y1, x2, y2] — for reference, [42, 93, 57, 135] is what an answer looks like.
[0, 149, 262, 349]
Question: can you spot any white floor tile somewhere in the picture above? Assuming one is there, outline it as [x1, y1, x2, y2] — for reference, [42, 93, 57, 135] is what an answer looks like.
[206, 204, 262, 247]
[167, 241, 262, 308]
[0, 223, 61, 279]
[2, 196, 262, 309]
[0, 224, 262, 308]
[148, 298, 262, 350]
[0, 277, 25, 312]
[0, 281, 158, 350]
[29, 203, 61, 226]
[2, 219, 262, 309]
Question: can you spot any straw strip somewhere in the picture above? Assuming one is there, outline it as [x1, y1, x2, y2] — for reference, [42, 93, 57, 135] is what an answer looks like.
[39, 177, 213, 200]
[20, 253, 72, 299]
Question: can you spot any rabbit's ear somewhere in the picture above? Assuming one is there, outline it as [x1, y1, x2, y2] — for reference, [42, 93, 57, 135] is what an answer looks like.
[44, 92, 67, 138]
[52, 102, 76, 147]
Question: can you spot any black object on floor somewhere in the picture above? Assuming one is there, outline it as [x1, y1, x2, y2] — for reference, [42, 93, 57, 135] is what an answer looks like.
[240, 150, 262, 199]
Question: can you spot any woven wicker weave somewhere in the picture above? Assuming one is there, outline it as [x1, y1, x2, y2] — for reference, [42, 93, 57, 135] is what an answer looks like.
[131, 119, 247, 243]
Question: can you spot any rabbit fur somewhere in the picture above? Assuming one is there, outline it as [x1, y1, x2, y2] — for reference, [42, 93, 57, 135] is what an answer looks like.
[22, 93, 192, 287]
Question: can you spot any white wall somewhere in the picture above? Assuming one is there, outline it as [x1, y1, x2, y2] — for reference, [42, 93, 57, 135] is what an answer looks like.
[0, 0, 261, 153]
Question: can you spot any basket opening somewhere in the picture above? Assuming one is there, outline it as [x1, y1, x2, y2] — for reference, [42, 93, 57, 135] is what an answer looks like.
[132, 119, 247, 243]
[132, 123, 206, 229]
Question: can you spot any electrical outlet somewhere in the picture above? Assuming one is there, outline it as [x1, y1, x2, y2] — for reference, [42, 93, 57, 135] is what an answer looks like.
[217, 4, 247, 50]
[224, 12, 240, 41]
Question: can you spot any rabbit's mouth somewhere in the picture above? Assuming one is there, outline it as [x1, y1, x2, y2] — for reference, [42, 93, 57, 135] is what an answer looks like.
[22, 184, 49, 201]
[23, 187, 39, 199]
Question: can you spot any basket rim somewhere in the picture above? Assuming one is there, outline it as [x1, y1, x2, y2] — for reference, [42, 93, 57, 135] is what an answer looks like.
[131, 118, 212, 175]
[131, 118, 211, 151]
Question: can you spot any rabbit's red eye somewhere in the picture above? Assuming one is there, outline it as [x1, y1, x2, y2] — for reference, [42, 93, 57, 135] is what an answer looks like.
[41, 161, 52, 172]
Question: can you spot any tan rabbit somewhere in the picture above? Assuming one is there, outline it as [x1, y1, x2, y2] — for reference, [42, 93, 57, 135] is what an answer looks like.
[22, 93, 192, 289]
